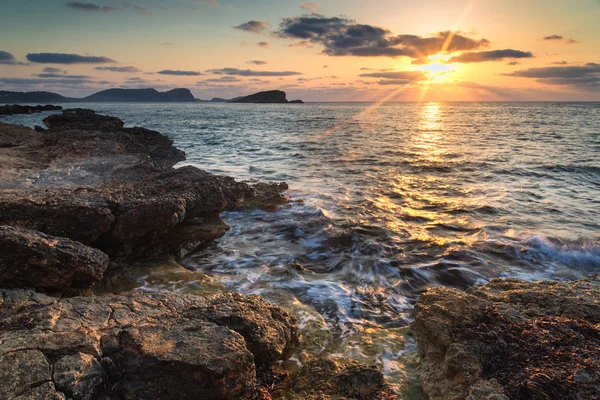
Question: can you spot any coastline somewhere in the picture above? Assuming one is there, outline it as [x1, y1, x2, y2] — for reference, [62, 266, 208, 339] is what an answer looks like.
[0, 107, 598, 399]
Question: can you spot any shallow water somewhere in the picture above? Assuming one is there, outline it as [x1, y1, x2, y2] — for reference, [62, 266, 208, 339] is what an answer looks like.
[5, 101, 600, 395]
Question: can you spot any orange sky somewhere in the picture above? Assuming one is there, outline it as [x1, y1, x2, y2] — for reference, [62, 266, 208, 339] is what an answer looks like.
[0, 0, 599, 101]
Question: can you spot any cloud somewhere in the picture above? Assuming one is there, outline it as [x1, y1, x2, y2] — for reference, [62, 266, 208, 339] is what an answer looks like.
[288, 41, 312, 48]
[233, 20, 269, 33]
[33, 73, 93, 79]
[206, 67, 302, 76]
[506, 61, 520, 66]
[258, 42, 270, 48]
[360, 71, 427, 84]
[542, 34, 580, 44]
[197, 76, 243, 85]
[275, 14, 490, 58]
[503, 63, 600, 90]
[65, 2, 119, 12]
[157, 69, 202, 76]
[247, 60, 267, 65]
[159, 41, 174, 46]
[134, 5, 153, 15]
[448, 49, 534, 63]
[300, 2, 319, 9]
[42, 67, 64, 73]
[550, 61, 569, 65]
[26, 53, 116, 64]
[543, 35, 564, 41]
[95, 66, 141, 73]
[0, 50, 27, 65]
[323, 65, 329, 68]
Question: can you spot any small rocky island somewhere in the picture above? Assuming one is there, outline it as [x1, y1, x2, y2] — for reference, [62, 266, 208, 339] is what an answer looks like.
[230, 90, 304, 104]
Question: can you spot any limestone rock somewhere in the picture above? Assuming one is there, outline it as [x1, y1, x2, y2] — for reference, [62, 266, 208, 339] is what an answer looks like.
[413, 276, 600, 400]
[0, 225, 109, 290]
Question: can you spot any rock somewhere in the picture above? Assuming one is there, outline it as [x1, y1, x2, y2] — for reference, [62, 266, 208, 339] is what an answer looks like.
[242, 180, 289, 210]
[272, 357, 398, 399]
[289, 100, 304, 104]
[53, 353, 103, 400]
[413, 275, 600, 400]
[0, 110, 288, 262]
[0, 225, 109, 290]
[0, 289, 300, 400]
[0, 104, 62, 116]
[43, 108, 125, 132]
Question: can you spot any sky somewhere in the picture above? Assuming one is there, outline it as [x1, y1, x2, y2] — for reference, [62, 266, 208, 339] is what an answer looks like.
[0, 0, 599, 101]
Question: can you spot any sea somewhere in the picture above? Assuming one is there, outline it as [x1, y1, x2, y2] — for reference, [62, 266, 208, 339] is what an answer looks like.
[4, 101, 600, 397]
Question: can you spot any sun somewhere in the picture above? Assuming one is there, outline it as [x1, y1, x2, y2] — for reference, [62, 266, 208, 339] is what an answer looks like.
[418, 54, 456, 81]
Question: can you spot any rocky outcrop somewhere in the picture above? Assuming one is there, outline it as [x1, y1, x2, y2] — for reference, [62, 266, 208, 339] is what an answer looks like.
[413, 276, 600, 400]
[0, 289, 299, 400]
[0, 104, 62, 116]
[231, 90, 293, 104]
[0, 109, 289, 263]
[0, 225, 109, 290]
[272, 358, 398, 399]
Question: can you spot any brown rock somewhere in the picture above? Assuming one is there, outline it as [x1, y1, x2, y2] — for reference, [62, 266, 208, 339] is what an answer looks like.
[413, 276, 600, 400]
[0, 225, 109, 290]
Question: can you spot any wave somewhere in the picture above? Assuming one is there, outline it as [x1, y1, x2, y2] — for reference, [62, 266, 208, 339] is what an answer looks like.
[518, 235, 600, 270]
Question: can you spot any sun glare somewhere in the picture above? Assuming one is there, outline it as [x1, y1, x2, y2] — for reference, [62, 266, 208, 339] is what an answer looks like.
[418, 54, 455, 81]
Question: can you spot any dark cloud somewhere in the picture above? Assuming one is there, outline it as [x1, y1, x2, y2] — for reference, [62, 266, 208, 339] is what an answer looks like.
[506, 61, 520, 66]
[43, 67, 64, 73]
[258, 42, 270, 48]
[234, 20, 269, 33]
[33, 73, 93, 79]
[95, 66, 141, 73]
[542, 35, 580, 44]
[198, 76, 243, 84]
[26, 53, 116, 64]
[448, 49, 533, 63]
[503, 63, 600, 90]
[206, 67, 302, 77]
[0, 77, 106, 86]
[247, 60, 267, 65]
[275, 14, 489, 58]
[65, 2, 119, 12]
[157, 69, 202, 76]
[550, 61, 569, 65]
[0, 51, 27, 65]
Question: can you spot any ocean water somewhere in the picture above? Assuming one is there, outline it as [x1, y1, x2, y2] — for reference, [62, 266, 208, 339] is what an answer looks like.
[5, 102, 600, 395]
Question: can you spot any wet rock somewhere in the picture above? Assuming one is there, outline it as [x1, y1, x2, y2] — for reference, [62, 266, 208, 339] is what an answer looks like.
[272, 357, 398, 399]
[0, 289, 300, 400]
[0, 225, 109, 290]
[413, 275, 600, 400]
[242, 180, 289, 211]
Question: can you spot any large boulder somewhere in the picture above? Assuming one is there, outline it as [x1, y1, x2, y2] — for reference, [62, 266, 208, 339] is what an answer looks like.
[0, 225, 109, 290]
[413, 276, 600, 400]
[272, 358, 398, 399]
[43, 108, 125, 132]
[0, 289, 300, 400]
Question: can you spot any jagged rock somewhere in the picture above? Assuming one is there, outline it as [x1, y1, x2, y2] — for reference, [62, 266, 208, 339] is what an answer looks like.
[242, 180, 289, 210]
[0, 225, 109, 290]
[0, 289, 300, 400]
[272, 358, 398, 399]
[43, 109, 125, 132]
[413, 276, 600, 400]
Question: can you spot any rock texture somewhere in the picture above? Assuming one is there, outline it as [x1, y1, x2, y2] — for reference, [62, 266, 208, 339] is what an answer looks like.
[413, 276, 600, 400]
[0, 225, 109, 290]
[0, 109, 287, 264]
[0, 289, 299, 400]
[272, 358, 398, 399]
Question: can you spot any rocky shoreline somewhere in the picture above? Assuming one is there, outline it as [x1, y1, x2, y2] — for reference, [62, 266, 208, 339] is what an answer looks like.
[0, 108, 598, 399]
[0, 109, 395, 399]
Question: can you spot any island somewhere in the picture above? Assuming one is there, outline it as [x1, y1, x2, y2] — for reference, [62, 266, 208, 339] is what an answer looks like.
[0, 89, 303, 104]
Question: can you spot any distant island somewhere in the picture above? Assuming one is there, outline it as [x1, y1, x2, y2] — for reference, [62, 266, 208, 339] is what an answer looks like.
[0, 89, 303, 104]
